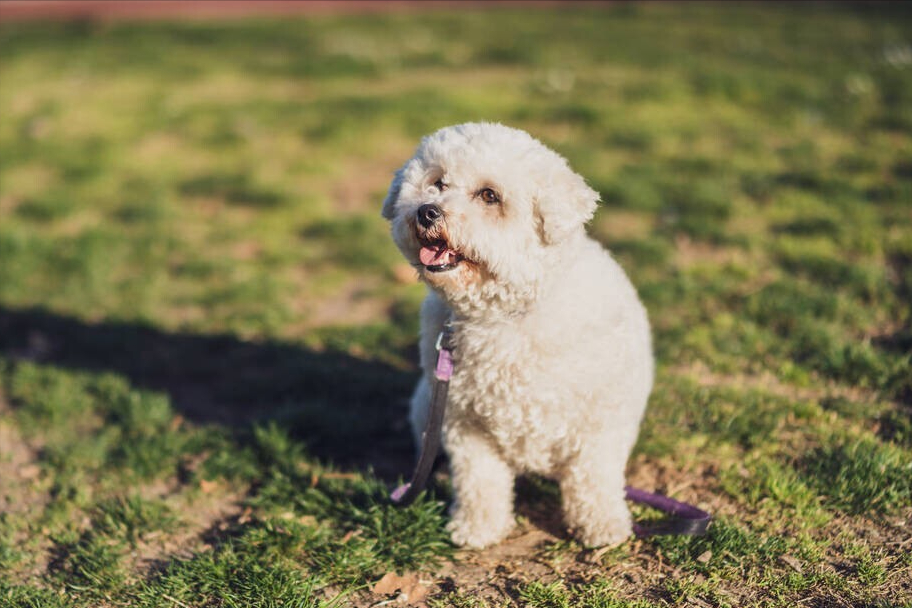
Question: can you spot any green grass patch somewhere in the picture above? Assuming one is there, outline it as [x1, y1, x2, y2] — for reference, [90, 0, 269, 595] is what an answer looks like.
[1, 3, 910, 606]
[796, 436, 912, 515]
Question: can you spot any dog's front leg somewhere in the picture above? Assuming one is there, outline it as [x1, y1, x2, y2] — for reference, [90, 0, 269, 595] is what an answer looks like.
[560, 432, 633, 548]
[445, 425, 515, 548]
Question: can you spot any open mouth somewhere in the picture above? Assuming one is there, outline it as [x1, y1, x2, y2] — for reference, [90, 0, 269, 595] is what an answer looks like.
[418, 238, 464, 273]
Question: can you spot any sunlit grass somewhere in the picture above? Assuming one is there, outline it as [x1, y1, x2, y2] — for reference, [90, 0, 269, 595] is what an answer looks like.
[1, 3, 910, 606]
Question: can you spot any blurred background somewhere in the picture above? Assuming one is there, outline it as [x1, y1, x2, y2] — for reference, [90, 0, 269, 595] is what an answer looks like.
[2, 1, 908, 349]
[1, 2, 911, 605]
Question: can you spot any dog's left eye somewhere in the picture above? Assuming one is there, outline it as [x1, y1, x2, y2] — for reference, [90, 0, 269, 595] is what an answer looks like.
[433, 179, 447, 191]
[478, 188, 500, 205]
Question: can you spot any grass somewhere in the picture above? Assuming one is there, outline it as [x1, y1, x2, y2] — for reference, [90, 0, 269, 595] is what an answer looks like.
[0, 2, 910, 606]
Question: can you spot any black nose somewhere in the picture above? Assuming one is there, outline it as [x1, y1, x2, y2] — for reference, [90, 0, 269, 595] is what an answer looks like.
[417, 204, 442, 228]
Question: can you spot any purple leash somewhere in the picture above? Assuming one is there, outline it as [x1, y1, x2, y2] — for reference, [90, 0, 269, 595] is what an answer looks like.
[390, 324, 455, 507]
[625, 485, 711, 537]
[391, 327, 711, 537]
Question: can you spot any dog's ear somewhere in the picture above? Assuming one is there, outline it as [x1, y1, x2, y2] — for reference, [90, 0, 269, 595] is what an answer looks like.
[535, 165, 599, 245]
[381, 167, 404, 220]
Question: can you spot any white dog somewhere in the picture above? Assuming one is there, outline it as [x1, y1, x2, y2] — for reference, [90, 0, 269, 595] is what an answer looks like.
[382, 123, 653, 548]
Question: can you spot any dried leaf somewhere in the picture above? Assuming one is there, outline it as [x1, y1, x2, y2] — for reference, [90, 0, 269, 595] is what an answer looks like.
[373, 571, 402, 595]
[372, 572, 422, 598]
[696, 549, 712, 563]
[780, 554, 803, 573]
[400, 578, 429, 604]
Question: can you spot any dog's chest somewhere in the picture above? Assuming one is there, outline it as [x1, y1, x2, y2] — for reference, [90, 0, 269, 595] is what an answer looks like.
[447, 330, 580, 473]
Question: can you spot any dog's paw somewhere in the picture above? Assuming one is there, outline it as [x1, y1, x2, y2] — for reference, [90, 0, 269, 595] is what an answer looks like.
[447, 512, 514, 549]
[572, 511, 633, 548]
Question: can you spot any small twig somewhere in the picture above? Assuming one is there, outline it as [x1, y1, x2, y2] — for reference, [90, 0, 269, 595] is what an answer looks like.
[163, 594, 191, 608]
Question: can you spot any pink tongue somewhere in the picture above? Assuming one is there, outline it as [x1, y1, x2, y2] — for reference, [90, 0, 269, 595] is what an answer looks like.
[419, 244, 456, 266]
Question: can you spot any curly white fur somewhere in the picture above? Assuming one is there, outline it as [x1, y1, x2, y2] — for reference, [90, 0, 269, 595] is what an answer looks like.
[383, 123, 653, 548]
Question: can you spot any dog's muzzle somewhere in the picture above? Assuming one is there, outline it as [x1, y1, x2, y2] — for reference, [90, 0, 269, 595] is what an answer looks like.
[414, 203, 463, 272]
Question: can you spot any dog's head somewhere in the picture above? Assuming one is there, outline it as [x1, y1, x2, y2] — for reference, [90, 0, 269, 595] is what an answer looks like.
[382, 122, 599, 311]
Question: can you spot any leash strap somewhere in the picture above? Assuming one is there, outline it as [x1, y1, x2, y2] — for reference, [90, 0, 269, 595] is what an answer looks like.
[390, 325, 454, 507]
[390, 327, 711, 537]
[625, 485, 711, 536]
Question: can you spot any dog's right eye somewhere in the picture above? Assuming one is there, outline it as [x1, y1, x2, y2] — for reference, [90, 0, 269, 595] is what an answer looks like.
[478, 187, 500, 205]
[433, 179, 447, 191]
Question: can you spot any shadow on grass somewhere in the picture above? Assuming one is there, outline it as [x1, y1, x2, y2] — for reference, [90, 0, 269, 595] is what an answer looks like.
[0, 305, 418, 479]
